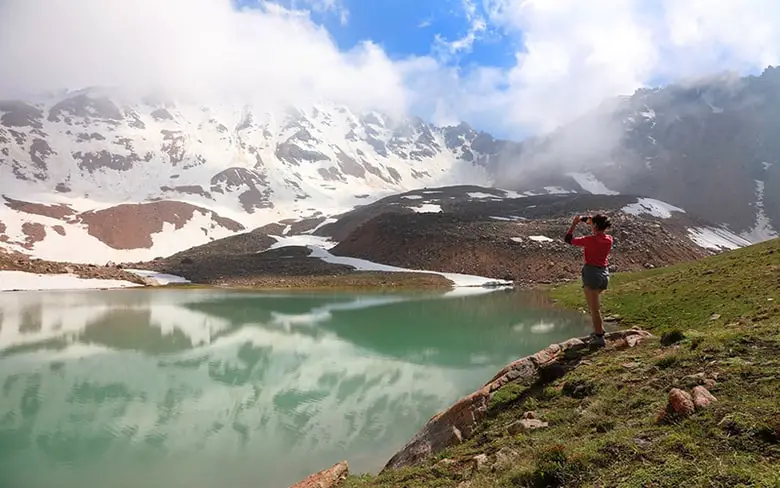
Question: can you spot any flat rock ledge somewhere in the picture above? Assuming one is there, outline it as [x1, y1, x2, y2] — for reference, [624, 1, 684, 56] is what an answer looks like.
[290, 461, 349, 488]
[382, 328, 652, 471]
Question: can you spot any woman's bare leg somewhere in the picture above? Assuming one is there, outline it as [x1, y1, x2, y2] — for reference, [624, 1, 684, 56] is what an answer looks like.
[584, 287, 605, 335]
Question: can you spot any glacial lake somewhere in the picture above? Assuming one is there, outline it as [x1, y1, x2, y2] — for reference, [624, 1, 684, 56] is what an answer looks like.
[0, 288, 591, 488]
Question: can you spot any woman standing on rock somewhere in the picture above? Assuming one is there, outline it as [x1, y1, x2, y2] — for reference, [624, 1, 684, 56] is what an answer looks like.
[564, 214, 613, 347]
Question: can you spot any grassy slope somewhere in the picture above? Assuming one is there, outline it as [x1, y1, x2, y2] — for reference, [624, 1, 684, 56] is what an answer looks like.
[344, 239, 780, 488]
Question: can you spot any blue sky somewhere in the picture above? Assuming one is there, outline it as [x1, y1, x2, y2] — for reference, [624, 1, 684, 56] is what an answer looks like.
[239, 0, 519, 72]
[320, 0, 517, 68]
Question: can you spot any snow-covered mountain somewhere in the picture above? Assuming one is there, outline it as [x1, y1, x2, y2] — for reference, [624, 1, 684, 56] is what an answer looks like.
[0, 89, 505, 263]
[4, 67, 780, 266]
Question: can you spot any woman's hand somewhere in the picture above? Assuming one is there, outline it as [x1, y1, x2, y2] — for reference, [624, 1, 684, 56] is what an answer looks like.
[572, 216, 581, 225]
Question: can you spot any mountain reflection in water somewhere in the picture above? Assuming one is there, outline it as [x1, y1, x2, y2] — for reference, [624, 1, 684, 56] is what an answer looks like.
[0, 288, 590, 488]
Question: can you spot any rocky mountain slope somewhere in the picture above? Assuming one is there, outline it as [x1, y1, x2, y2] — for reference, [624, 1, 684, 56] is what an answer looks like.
[503, 67, 780, 242]
[0, 90, 492, 263]
[135, 186, 749, 287]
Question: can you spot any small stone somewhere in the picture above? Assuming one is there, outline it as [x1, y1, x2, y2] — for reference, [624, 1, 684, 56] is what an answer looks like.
[508, 418, 549, 434]
[668, 388, 695, 416]
[692, 386, 717, 410]
[472, 454, 489, 472]
[703, 378, 717, 389]
[604, 314, 623, 322]
[710, 313, 721, 321]
[523, 411, 537, 420]
[622, 362, 640, 369]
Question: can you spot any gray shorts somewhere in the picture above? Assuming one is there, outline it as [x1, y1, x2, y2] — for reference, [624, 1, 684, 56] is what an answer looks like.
[582, 264, 609, 290]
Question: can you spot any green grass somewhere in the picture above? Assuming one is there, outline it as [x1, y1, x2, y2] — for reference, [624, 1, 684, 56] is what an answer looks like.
[343, 239, 780, 488]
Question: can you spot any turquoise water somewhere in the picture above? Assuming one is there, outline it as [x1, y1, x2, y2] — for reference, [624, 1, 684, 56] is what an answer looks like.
[0, 288, 590, 488]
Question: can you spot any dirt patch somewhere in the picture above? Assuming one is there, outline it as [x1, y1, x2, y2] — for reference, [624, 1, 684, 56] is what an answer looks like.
[0, 220, 6, 242]
[79, 201, 244, 250]
[52, 225, 66, 236]
[21, 222, 46, 249]
[3, 197, 76, 221]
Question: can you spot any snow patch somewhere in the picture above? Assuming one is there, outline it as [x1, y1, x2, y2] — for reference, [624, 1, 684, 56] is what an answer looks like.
[467, 192, 499, 199]
[510, 237, 523, 243]
[306, 217, 338, 234]
[305, 246, 510, 288]
[401, 195, 424, 200]
[0, 271, 140, 291]
[125, 269, 191, 286]
[687, 227, 751, 251]
[567, 172, 619, 195]
[410, 204, 442, 213]
[543, 186, 572, 195]
[267, 234, 337, 250]
[499, 189, 525, 199]
[740, 180, 779, 243]
[491, 216, 524, 222]
[528, 235, 554, 243]
[622, 198, 685, 219]
[761, 162, 774, 171]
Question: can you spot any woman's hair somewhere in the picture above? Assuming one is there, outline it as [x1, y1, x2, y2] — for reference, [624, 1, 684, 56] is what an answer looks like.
[592, 214, 612, 231]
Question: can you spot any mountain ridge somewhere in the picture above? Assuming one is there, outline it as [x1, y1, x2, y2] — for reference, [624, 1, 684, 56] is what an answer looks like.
[2, 67, 780, 264]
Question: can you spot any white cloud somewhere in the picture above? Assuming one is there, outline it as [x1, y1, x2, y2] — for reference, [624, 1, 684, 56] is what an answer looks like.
[421, 0, 780, 136]
[434, 0, 488, 59]
[1, 0, 779, 139]
[0, 0, 399, 114]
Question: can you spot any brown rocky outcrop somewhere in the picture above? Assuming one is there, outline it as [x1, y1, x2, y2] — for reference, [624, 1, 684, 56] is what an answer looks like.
[21, 222, 46, 249]
[691, 386, 718, 410]
[289, 461, 348, 488]
[3, 196, 76, 221]
[382, 328, 652, 471]
[667, 388, 696, 417]
[79, 201, 244, 249]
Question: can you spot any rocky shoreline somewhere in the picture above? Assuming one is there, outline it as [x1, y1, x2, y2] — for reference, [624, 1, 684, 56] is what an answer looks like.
[288, 328, 653, 488]
[0, 248, 148, 286]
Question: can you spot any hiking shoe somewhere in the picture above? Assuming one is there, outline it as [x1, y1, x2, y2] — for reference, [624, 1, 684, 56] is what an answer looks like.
[589, 333, 606, 348]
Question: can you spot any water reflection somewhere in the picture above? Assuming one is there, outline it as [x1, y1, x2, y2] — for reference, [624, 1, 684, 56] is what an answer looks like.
[0, 289, 589, 488]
